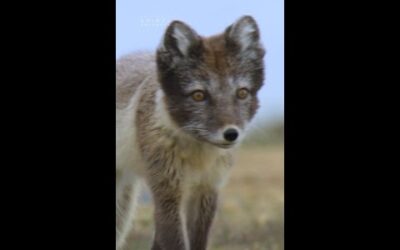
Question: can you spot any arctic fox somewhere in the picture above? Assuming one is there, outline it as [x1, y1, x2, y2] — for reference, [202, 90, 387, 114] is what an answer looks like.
[116, 16, 265, 250]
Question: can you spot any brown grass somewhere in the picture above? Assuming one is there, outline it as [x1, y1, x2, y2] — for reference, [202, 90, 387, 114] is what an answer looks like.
[126, 145, 284, 250]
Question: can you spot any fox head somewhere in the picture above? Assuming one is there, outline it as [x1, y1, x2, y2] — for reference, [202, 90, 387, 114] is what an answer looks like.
[156, 16, 265, 149]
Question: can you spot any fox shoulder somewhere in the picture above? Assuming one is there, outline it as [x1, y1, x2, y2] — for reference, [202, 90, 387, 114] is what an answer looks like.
[116, 52, 156, 109]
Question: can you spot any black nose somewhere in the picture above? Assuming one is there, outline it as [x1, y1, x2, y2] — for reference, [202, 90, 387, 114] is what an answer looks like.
[223, 128, 239, 142]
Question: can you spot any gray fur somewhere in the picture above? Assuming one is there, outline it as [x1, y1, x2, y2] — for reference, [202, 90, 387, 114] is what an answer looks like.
[116, 15, 265, 250]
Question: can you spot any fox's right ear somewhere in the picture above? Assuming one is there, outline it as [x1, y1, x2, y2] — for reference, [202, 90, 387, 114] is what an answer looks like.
[158, 21, 202, 60]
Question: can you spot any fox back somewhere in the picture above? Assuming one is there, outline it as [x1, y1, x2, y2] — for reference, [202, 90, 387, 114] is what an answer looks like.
[116, 16, 265, 250]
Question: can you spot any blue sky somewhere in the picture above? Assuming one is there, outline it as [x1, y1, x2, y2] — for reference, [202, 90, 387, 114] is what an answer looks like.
[116, 0, 284, 124]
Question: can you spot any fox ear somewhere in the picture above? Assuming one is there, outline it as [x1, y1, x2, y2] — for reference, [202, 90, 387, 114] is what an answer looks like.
[160, 20, 201, 58]
[225, 16, 261, 52]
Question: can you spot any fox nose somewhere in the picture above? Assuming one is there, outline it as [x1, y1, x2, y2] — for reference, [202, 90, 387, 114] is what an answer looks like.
[223, 128, 239, 142]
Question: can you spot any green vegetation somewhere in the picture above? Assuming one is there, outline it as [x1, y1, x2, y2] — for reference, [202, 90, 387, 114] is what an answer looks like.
[242, 120, 284, 146]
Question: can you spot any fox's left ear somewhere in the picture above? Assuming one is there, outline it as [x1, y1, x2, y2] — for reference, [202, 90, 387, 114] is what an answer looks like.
[225, 16, 263, 54]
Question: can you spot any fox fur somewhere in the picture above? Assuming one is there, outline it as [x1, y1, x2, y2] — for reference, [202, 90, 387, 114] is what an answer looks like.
[116, 16, 265, 250]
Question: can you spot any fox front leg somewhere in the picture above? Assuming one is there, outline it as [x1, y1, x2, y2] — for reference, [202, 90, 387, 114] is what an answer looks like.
[150, 183, 188, 250]
[186, 188, 218, 250]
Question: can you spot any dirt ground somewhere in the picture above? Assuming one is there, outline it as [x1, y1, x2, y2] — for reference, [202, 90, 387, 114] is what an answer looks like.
[126, 145, 284, 250]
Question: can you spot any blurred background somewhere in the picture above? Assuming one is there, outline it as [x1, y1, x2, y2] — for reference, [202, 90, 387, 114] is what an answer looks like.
[117, 0, 284, 249]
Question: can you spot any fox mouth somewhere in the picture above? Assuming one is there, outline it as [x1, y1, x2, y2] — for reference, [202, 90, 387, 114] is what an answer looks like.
[210, 141, 237, 149]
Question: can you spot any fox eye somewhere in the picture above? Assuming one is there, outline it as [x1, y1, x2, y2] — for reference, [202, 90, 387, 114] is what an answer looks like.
[237, 88, 249, 99]
[191, 90, 206, 101]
